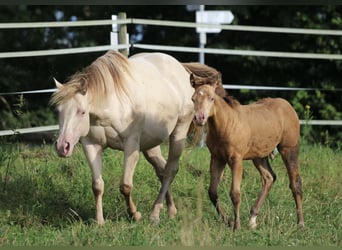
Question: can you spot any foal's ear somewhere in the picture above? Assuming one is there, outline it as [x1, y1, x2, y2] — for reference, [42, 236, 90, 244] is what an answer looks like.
[209, 73, 221, 88]
[53, 78, 63, 88]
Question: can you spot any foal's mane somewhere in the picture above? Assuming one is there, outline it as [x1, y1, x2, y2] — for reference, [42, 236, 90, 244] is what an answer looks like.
[50, 50, 131, 106]
[222, 94, 240, 108]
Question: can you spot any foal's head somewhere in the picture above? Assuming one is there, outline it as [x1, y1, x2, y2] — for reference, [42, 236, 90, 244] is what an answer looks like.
[191, 85, 217, 126]
[190, 72, 226, 98]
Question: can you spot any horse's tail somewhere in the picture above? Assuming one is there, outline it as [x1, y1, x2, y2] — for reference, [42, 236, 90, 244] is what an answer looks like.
[182, 62, 226, 98]
[182, 62, 219, 79]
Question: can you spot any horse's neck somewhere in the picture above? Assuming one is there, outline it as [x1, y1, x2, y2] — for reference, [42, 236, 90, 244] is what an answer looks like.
[208, 98, 239, 136]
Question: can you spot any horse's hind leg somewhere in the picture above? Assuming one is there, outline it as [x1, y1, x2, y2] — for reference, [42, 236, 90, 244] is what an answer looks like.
[150, 117, 191, 223]
[143, 146, 177, 218]
[249, 157, 276, 229]
[279, 144, 304, 228]
[208, 157, 227, 223]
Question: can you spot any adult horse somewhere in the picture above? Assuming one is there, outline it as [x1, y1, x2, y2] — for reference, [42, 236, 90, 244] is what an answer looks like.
[50, 50, 195, 224]
[191, 84, 304, 230]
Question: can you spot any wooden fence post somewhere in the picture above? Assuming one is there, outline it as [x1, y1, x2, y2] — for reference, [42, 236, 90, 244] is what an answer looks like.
[118, 12, 128, 57]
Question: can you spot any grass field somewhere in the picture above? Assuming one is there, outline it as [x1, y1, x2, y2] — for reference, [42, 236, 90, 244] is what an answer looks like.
[0, 138, 341, 246]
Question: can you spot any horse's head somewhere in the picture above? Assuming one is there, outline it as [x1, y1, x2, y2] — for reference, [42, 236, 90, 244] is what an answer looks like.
[51, 78, 90, 157]
[191, 85, 216, 126]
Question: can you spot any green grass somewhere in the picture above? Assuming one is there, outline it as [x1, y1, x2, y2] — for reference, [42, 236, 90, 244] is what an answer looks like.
[0, 140, 341, 246]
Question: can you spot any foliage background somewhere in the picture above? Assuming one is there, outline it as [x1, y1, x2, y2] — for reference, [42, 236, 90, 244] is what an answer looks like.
[0, 5, 341, 145]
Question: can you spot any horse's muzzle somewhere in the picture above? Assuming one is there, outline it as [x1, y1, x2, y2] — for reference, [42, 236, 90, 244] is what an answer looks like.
[194, 111, 207, 126]
[55, 139, 72, 157]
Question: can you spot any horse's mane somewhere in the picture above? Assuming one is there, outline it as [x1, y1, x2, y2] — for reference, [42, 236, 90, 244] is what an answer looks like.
[50, 50, 131, 106]
[223, 94, 240, 108]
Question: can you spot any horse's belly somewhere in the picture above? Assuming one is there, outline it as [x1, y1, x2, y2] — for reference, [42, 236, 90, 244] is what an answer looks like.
[244, 137, 279, 159]
[139, 122, 175, 150]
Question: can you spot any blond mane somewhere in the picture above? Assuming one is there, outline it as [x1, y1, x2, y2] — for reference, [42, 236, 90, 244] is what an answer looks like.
[50, 50, 131, 106]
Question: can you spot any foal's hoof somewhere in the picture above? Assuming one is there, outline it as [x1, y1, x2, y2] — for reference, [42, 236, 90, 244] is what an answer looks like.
[249, 216, 257, 229]
[149, 214, 161, 225]
[249, 221, 257, 230]
[227, 219, 234, 228]
[167, 206, 177, 219]
[132, 211, 142, 221]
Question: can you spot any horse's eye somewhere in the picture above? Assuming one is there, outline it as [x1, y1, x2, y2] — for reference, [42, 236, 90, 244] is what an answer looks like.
[210, 97, 214, 102]
[77, 109, 86, 115]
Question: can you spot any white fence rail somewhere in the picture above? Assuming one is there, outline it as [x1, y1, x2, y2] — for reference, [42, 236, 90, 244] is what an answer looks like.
[0, 16, 341, 137]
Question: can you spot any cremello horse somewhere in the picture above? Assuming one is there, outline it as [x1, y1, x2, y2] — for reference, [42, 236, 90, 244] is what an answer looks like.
[50, 50, 195, 224]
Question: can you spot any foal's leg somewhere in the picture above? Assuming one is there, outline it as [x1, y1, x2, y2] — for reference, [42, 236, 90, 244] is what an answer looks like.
[143, 146, 177, 218]
[279, 144, 304, 228]
[249, 157, 276, 229]
[81, 139, 105, 224]
[208, 157, 227, 222]
[228, 158, 244, 230]
[120, 136, 142, 221]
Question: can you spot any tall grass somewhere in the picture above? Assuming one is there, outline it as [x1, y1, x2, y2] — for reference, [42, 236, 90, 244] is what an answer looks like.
[0, 139, 341, 246]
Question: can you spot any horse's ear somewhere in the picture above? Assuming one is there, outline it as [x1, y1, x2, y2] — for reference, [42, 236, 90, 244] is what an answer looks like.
[209, 73, 220, 88]
[80, 80, 88, 95]
[190, 73, 196, 87]
[53, 78, 63, 88]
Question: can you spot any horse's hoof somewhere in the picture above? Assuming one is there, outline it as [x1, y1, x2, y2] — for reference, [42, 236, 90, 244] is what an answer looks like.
[133, 211, 142, 221]
[298, 222, 305, 229]
[149, 215, 161, 225]
[97, 218, 105, 225]
[249, 216, 257, 229]
[228, 219, 234, 228]
[249, 221, 257, 230]
[168, 206, 177, 219]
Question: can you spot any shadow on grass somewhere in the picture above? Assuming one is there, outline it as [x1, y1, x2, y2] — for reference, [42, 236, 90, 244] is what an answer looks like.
[0, 174, 95, 227]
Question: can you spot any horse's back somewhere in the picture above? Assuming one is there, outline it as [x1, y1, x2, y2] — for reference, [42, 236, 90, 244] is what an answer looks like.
[129, 52, 194, 111]
[252, 98, 300, 146]
[124, 53, 194, 149]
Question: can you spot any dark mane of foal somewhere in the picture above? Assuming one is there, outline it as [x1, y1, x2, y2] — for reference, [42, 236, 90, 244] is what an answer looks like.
[222, 93, 240, 108]
[50, 50, 131, 106]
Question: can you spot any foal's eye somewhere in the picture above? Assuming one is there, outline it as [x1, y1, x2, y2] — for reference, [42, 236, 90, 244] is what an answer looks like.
[210, 97, 214, 102]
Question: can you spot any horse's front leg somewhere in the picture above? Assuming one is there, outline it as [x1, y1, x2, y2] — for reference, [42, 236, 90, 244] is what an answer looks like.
[228, 158, 243, 230]
[81, 139, 104, 224]
[120, 136, 142, 221]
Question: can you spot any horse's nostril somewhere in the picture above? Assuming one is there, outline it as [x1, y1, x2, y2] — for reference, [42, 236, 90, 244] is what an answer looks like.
[65, 142, 70, 152]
